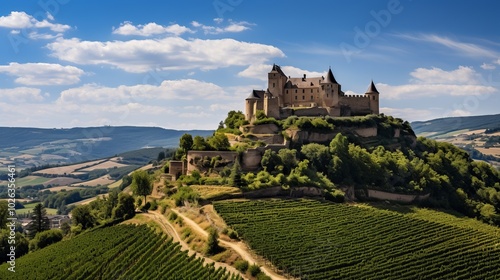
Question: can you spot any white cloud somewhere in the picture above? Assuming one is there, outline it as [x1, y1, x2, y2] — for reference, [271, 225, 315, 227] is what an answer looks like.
[481, 63, 496, 70]
[410, 66, 480, 85]
[238, 64, 325, 81]
[0, 11, 70, 33]
[398, 33, 497, 58]
[191, 19, 252, 34]
[56, 79, 228, 105]
[0, 63, 84, 86]
[378, 66, 497, 100]
[0, 87, 44, 103]
[112, 22, 193, 36]
[47, 37, 284, 73]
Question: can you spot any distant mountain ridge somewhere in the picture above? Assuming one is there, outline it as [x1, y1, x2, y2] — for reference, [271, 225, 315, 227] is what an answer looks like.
[0, 126, 213, 168]
[411, 114, 500, 137]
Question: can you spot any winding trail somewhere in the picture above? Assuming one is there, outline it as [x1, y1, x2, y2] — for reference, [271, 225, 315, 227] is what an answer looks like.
[170, 208, 290, 280]
[145, 211, 247, 279]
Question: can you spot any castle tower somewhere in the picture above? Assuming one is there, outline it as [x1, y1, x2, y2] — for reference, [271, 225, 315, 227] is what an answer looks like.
[320, 67, 340, 107]
[245, 91, 259, 121]
[263, 89, 280, 119]
[268, 64, 287, 106]
[365, 80, 380, 114]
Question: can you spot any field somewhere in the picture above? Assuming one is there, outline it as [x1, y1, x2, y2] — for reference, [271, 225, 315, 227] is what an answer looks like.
[0, 224, 243, 280]
[16, 202, 58, 215]
[214, 199, 500, 280]
[33, 159, 107, 175]
[191, 185, 242, 200]
[78, 157, 128, 171]
[72, 175, 115, 187]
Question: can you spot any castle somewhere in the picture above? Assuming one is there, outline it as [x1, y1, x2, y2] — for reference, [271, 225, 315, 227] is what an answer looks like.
[245, 64, 380, 122]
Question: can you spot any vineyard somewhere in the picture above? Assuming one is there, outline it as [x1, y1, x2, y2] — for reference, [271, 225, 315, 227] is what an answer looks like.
[0, 224, 242, 280]
[214, 199, 500, 280]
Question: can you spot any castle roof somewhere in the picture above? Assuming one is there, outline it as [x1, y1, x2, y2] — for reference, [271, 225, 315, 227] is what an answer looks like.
[246, 89, 265, 100]
[270, 64, 286, 77]
[288, 76, 324, 88]
[323, 68, 338, 84]
[365, 80, 380, 94]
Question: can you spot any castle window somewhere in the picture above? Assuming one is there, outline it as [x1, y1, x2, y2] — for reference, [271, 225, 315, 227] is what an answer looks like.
[286, 90, 288, 94]
[327, 94, 329, 97]
[273, 83, 275, 87]
[311, 89, 313, 93]
[295, 89, 297, 93]
[302, 89, 305, 93]
[317, 89, 319, 93]
[302, 96, 305, 100]
[311, 96, 313, 100]
[295, 96, 297, 100]
[372, 96, 375, 100]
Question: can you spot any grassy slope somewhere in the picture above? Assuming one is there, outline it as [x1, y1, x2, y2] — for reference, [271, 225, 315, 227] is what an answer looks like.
[215, 199, 500, 280]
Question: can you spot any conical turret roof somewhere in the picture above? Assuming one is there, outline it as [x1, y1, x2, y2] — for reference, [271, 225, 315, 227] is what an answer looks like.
[323, 67, 338, 84]
[365, 80, 379, 94]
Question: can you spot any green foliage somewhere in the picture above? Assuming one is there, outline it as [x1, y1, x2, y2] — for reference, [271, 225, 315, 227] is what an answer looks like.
[0, 229, 29, 262]
[27, 203, 50, 239]
[215, 199, 500, 280]
[0, 225, 243, 280]
[223, 110, 247, 129]
[260, 149, 282, 173]
[0, 201, 8, 229]
[71, 205, 96, 230]
[230, 160, 245, 188]
[29, 229, 63, 251]
[192, 135, 209, 150]
[204, 227, 220, 256]
[130, 170, 152, 204]
[172, 186, 199, 207]
[112, 193, 136, 220]
[248, 264, 261, 277]
[207, 133, 231, 151]
[178, 133, 194, 158]
[233, 259, 249, 272]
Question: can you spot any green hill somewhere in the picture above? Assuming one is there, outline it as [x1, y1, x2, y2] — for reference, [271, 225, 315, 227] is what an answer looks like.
[0, 224, 242, 280]
[215, 199, 500, 280]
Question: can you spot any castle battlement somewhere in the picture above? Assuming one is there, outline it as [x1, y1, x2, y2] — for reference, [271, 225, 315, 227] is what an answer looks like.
[245, 65, 380, 122]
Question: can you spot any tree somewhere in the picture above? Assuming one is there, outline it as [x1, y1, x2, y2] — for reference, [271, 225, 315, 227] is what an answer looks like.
[192, 135, 208, 150]
[207, 133, 230, 151]
[157, 151, 166, 161]
[0, 229, 29, 262]
[29, 229, 63, 251]
[230, 160, 245, 188]
[71, 205, 95, 230]
[112, 193, 136, 220]
[224, 110, 246, 129]
[277, 149, 298, 175]
[260, 149, 282, 173]
[27, 203, 50, 239]
[131, 170, 153, 204]
[205, 228, 220, 255]
[0, 201, 8, 229]
[179, 133, 194, 154]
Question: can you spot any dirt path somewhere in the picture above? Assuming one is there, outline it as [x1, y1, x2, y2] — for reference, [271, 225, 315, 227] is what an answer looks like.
[171, 208, 289, 280]
[146, 211, 248, 279]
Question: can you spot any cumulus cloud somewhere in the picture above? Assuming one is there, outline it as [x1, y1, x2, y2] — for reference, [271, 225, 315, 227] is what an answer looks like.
[0, 87, 44, 103]
[191, 19, 252, 34]
[238, 64, 325, 81]
[47, 37, 284, 73]
[0, 63, 84, 85]
[378, 66, 497, 99]
[0, 11, 70, 33]
[112, 22, 193, 36]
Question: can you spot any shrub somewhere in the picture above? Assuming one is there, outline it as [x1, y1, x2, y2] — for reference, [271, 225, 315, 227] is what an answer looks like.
[234, 260, 249, 272]
[204, 228, 220, 256]
[257, 273, 272, 280]
[168, 211, 178, 221]
[249, 264, 261, 277]
[29, 229, 63, 251]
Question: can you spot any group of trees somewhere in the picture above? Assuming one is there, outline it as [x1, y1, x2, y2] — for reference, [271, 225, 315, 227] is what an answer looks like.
[176, 133, 231, 159]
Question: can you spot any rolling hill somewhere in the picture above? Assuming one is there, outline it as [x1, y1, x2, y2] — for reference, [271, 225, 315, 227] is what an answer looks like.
[0, 126, 213, 169]
[411, 113, 500, 137]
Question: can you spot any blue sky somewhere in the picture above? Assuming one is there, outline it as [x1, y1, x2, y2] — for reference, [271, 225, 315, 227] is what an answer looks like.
[0, 0, 499, 129]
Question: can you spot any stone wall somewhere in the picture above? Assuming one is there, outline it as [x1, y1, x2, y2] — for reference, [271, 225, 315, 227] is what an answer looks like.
[367, 189, 430, 203]
[340, 95, 371, 115]
[354, 127, 377, 137]
[169, 160, 184, 180]
[186, 151, 238, 174]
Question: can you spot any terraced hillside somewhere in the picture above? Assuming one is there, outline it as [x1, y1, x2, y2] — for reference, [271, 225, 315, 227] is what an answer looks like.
[0, 224, 242, 280]
[215, 199, 500, 280]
